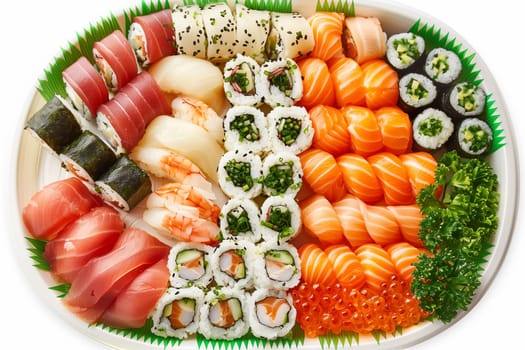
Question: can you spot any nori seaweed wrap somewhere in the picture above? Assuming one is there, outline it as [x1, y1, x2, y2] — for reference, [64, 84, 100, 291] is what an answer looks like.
[386, 33, 425, 73]
[450, 118, 493, 158]
[95, 155, 151, 211]
[25, 96, 82, 154]
[441, 81, 486, 118]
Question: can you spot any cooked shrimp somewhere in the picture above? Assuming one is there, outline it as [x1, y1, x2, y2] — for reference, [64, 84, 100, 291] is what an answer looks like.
[171, 96, 224, 143]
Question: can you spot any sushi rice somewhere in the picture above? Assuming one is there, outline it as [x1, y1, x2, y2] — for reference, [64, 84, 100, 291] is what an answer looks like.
[210, 238, 257, 289]
[253, 241, 301, 291]
[219, 197, 262, 242]
[267, 106, 314, 154]
[167, 242, 214, 288]
[259, 195, 301, 243]
[223, 105, 270, 155]
[217, 149, 263, 199]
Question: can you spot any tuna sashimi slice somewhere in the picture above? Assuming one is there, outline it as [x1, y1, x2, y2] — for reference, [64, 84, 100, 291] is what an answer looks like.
[63, 227, 169, 323]
[22, 177, 102, 240]
[99, 257, 169, 329]
[43, 206, 124, 283]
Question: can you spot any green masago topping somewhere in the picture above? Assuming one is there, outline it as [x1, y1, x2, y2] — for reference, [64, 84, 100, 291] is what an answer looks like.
[406, 78, 428, 101]
[261, 205, 294, 239]
[393, 35, 421, 64]
[461, 124, 491, 152]
[224, 159, 254, 191]
[263, 161, 294, 194]
[226, 206, 252, 235]
[225, 62, 255, 94]
[230, 114, 260, 142]
[457, 83, 479, 112]
[430, 53, 450, 78]
[277, 117, 301, 145]
[418, 117, 443, 137]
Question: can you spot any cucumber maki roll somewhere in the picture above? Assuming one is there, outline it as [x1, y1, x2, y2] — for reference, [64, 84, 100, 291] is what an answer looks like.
[424, 48, 462, 87]
[412, 108, 454, 152]
[25, 96, 82, 155]
[60, 130, 117, 183]
[199, 287, 250, 340]
[253, 241, 301, 291]
[260, 195, 301, 243]
[267, 106, 313, 154]
[95, 155, 151, 211]
[220, 197, 261, 242]
[248, 289, 296, 339]
[442, 81, 487, 118]
[262, 151, 303, 197]
[452, 118, 493, 158]
[223, 54, 263, 106]
[151, 287, 204, 339]
[259, 58, 302, 108]
[168, 242, 213, 288]
[223, 106, 270, 155]
[217, 150, 263, 199]
[386, 33, 425, 72]
[210, 239, 256, 289]
[398, 73, 437, 115]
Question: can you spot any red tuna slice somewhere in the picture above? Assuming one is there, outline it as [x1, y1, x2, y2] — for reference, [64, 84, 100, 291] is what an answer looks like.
[130, 9, 176, 66]
[22, 177, 102, 240]
[62, 56, 109, 118]
[93, 30, 139, 91]
[43, 206, 124, 283]
[63, 227, 169, 323]
[99, 257, 169, 329]
[97, 98, 143, 152]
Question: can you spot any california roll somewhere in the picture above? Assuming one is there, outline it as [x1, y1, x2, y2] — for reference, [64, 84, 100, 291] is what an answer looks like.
[211, 239, 256, 289]
[248, 289, 296, 339]
[253, 241, 301, 291]
[167, 242, 213, 288]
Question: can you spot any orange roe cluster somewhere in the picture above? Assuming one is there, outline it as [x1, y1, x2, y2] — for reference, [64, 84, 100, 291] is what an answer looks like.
[290, 275, 430, 337]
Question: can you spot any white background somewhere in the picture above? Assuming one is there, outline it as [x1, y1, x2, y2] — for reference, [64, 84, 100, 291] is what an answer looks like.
[0, 0, 522, 349]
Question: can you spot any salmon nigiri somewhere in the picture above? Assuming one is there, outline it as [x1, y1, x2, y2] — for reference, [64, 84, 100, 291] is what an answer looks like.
[298, 243, 337, 284]
[375, 106, 412, 155]
[398, 152, 437, 197]
[325, 244, 366, 289]
[336, 153, 383, 204]
[361, 59, 399, 110]
[300, 194, 345, 245]
[299, 149, 346, 202]
[309, 105, 352, 156]
[328, 57, 365, 107]
[368, 152, 415, 205]
[308, 12, 345, 61]
[332, 195, 373, 247]
[386, 242, 421, 283]
[387, 205, 424, 247]
[341, 105, 383, 156]
[355, 243, 396, 292]
[297, 58, 335, 109]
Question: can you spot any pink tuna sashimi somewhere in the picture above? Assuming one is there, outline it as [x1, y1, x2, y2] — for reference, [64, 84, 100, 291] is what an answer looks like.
[22, 177, 102, 240]
[63, 227, 169, 323]
[43, 206, 124, 283]
[100, 257, 169, 329]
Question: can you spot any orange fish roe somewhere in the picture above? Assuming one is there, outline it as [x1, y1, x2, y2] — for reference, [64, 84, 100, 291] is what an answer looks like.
[290, 275, 430, 337]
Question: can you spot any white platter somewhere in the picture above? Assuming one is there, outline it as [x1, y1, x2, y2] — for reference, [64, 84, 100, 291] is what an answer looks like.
[9, 0, 518, 349]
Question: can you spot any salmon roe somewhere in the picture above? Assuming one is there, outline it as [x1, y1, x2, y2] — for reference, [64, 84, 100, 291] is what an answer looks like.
[290, 275, 430, 337]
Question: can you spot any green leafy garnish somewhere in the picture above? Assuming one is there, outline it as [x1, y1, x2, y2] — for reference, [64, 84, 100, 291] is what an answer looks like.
[412, 151, 499, 322]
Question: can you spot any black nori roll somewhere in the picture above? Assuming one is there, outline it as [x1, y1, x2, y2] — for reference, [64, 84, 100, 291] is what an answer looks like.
[442, 82, 486, 119]
[60, 130, 117, 183]
[386, 33, 426, 73]
[451, 118, 493, 158]
[25, 96, 82, 154]
[95, 155, 152, 211]
[423, 48, 462, 90]
[398, 73, 437, 115]
[412, 108, 454, 152]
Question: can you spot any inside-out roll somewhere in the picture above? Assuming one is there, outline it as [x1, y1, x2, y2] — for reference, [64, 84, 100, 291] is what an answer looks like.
[253, 241, 301, 291]
[171, 5, 207, 59]
[219, 197, 262, 242]
[201, 3, 237, 63]
[267, 106, 314, 154]
[223, 54, 263, 107]
[235, 4, 271, 63]
[217, 149, 263, 199]
[261, 151, 303, 197]
[259, 195, 301, 243]
[248, 289, 296, 339]
[258, 58, 303, 108]
[266, 12, 313, 60]
[210, 238, 256, 289]
[167, 242, 214, 288]
[223, 105, 269, 155]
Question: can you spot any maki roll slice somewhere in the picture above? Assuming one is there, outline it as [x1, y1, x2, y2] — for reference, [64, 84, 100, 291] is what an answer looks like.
[248, 289, 296, 339]
[199, 287, 250, 340]
[267, 106, 314, 154]
[220, 197, 261, 242]
[201, 3, 237, 62]
[254, 241, 301, 291]
[60, 130, 117, 183]
[223, 106, 270, 155]
[168, 242, 213, 288]
[95, 155, 152, 211]
[260, 195, 301, 243]
[234, 4, 271, 63]
[412, 108, 454, 152]
[424, 48, 462, 88]
[171, 5, 206, 59]
[259, 58, 303, 108]
[386, 32, 425, 72]
[452, 118, 493, 157]
[210, 239, 256, 289]
[398, 73, 437, 115]
[223, 54, 263, 106]
[261, 151, 303, 197]
[217, 150, 263, 199]
[151, 287, 204, 339]
[265, 12, 314, 60]
[25, 96, 82, 155]
[442, 81, 487, 118]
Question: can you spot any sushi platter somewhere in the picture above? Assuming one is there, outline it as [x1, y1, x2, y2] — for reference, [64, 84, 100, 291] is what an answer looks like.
[12, 0, 518, 349]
